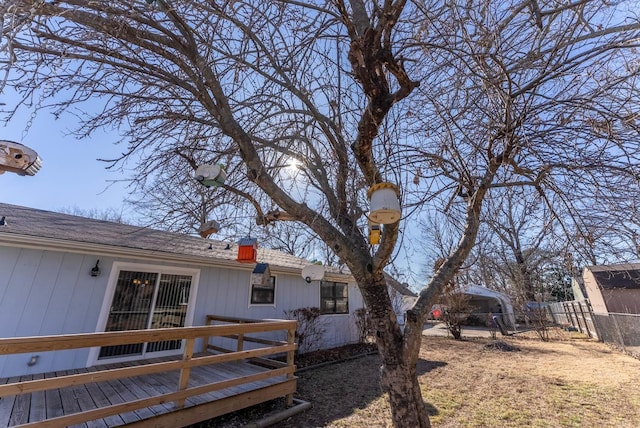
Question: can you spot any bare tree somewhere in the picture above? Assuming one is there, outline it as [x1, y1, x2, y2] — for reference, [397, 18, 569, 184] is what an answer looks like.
[125, 154, 325, 259]
[2, 1, 639, 426]
[58, 205, 130, 224]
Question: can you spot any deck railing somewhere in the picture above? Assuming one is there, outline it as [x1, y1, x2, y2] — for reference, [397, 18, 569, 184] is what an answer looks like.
[0, 317, 297, 427]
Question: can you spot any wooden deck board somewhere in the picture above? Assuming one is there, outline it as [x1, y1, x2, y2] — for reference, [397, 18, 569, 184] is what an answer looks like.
[0, 356, 293, 427]
[99, 377, 156, 422]
[183, 367, 226, 405]
[82, 378, 127, 427]
[56, 371, 85, 427]
[65, 370, 109, 428]
[44, 371, 64, 420]
[0, 376, 18, 427]
[8, 375, 31, 426]
[28, 373, 46, 424]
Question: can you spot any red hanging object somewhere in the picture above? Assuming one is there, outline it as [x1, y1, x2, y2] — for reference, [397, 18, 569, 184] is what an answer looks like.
[237, 237, 258, 263]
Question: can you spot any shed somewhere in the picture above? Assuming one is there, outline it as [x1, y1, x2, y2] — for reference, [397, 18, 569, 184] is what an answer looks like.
[583, 264, 640, 314]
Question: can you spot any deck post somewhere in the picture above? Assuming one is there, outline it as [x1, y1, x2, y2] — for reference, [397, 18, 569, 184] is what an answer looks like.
[285, 324, 296, 407]
[175, 337, 195, 409]
[203, 315, 213, 353]
[237, 320, 245, 352]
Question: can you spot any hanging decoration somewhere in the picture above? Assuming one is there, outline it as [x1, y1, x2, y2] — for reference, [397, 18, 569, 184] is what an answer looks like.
[198, 219, 221, 238]
[251, 263, 271, 286]
[237, 237, 258, 263]
[0, 140, 42, 176]
[369, 222, 381, 245]
[367, 182, 401, 224]
[194, 164, 227, 187]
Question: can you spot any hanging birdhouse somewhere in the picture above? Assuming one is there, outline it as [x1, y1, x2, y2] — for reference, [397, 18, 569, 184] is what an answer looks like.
[0, 140, 42, 176]
[237, 237, 258, 263]
[367, 182, 401, 224]
[369, 223, 381, 245]
[198, 219, 221, 238]
[195, 164, 227, 187]
[251, 263, 271, 286]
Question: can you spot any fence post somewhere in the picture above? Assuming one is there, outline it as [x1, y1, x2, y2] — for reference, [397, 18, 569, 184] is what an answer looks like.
[585, 300, 601, 341]
[562, 302, 571, 327]
[285, 323, 296, 407]
[175, 337, 195, 409]
[577, 301, 591, 338]
[572, 302, 585, 334]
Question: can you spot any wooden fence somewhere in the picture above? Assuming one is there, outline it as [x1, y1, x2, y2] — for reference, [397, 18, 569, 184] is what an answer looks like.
[0, 317, 297, 427]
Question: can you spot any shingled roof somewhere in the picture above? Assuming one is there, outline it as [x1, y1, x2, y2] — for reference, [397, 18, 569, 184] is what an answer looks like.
[588, 264, 640, 290]
[0, 203, 347, 276]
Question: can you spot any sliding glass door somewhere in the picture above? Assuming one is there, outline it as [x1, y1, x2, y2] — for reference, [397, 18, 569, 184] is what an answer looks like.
[99, 269, 194, 360]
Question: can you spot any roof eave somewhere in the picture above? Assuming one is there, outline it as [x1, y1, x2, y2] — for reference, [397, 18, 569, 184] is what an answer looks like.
[0, 232, 353, 281]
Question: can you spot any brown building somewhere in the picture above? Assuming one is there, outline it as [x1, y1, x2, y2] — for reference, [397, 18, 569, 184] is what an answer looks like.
[583, 264, 640, 314]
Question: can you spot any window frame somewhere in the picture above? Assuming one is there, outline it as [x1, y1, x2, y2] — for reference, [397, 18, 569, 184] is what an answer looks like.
[249, 274, 277, 306]
[320, 280, 349, 315]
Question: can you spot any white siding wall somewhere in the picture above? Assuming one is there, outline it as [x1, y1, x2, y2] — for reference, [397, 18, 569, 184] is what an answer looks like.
[0, 246, 365, 378]
[193, 268, 365, 352]
[0, 247, 113, 378]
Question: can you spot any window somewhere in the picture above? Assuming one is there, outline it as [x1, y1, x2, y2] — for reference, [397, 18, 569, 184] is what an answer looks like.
[320, 281, 349, 314]
[250, 275, 276, 305]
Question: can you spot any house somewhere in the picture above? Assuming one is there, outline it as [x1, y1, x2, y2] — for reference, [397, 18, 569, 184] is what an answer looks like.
[0, 203, 366, 378]
[582, 264, 640, 314]
[385, 274, 417, 328]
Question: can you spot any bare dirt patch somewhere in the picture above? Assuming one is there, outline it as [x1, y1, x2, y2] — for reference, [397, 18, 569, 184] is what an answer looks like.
[196, 330, 640, 427]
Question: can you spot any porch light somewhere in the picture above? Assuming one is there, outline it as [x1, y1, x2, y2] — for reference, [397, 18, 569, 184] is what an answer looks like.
[90, 260, 100, 277]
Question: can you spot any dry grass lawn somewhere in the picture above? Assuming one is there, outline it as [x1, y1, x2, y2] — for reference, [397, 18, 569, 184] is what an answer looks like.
[270, 331, 640, 427]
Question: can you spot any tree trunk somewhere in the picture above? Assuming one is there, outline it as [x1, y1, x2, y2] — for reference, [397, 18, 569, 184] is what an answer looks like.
[515, 251, 536, 301]
[379, 352, 431, 428]
[353, 269, 431, 427]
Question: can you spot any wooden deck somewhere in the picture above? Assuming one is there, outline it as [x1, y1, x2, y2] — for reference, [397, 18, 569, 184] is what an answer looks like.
[0, 316, 297, 427]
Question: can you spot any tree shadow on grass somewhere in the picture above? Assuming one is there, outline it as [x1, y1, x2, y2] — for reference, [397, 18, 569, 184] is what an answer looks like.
[273, 355, 445, 427]
[193, 353, 448, 428]
[417, 358, 447, 375]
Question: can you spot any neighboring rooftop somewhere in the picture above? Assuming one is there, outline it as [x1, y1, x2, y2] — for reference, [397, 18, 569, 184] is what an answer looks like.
[385, 273, 418, 297]
[0, 202, 346, 275]
[587, 264, 640, 289]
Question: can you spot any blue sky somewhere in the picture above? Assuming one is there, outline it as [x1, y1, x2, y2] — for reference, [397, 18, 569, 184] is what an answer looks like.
[1, 93, 133, 216]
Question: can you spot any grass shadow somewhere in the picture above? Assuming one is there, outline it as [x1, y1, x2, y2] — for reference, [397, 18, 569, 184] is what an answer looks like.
[425, 401, 439, 416]
[416, 358, 447, 375]
[193, 352, 447, 427]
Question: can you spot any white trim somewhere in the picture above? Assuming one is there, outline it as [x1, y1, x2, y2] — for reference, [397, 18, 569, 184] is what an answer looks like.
[248, 274, 277, 308]
[86, 261, 200, 367]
